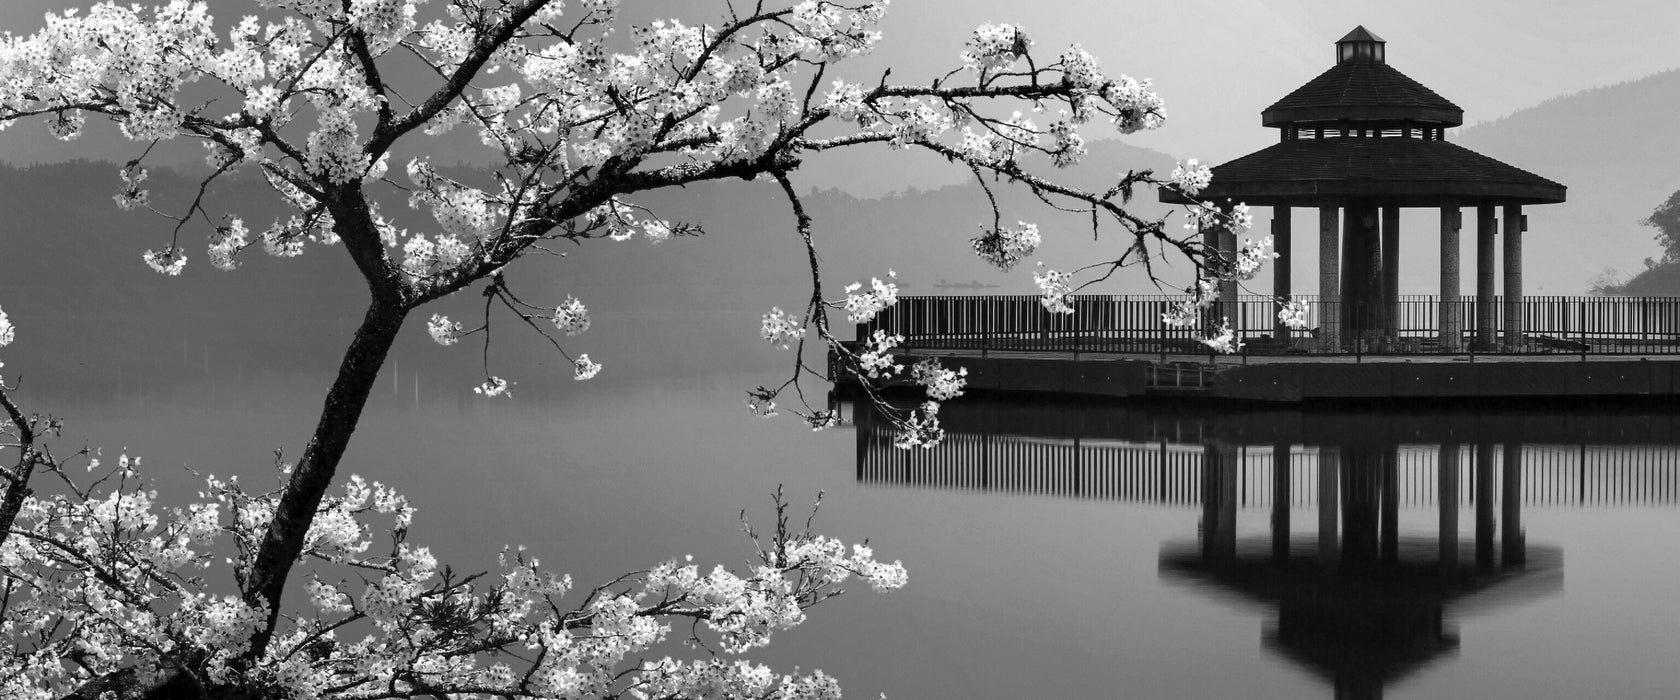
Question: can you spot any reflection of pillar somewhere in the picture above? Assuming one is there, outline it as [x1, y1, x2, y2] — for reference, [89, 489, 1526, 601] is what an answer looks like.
[1503, 204, 1525, 349]
[1439, 443, 1460, 579]
[1342, 447, 1381, 565]
[1503, 442, 1526, 567]
[1476, 205, 1498, 349]
[1202, 444, 1239, 565]
[1273, 208, 1293, 340]
[1318, 447, 1340, 573]
[1382, 206, 1400, 345]
[1476, 443, 1496, 571]
[1318, 206, 1342, 351]
[1382, 448, 1399, 564]
[1440, 206, 1462, 350]
[1272, 442, 1291, 563]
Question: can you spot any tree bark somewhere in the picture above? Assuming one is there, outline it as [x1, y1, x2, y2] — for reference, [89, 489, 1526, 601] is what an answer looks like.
[239, 299, 408, 656]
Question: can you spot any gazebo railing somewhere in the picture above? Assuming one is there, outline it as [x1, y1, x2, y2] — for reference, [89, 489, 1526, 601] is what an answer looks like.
[857, 295, 1680, 355]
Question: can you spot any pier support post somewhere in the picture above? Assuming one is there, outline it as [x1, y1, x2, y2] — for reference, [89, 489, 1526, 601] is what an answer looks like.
[1273, 208, 1293, 341]
[1218, 206, 1240, 336]
[1476, 205, 1498, 350]
[1318, 206, 1341, 351]
[1440, 206, 1462, 351]
[1504, 204, 1525, 350]
[1382, 206, 1400, 348]
[1201, 221, 1220, 329]
[1342, 203, 1382, 349]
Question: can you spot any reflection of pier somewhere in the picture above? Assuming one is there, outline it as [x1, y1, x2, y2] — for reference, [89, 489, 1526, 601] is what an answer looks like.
[1160, 440, 1563, 699]
[849, 398, 1613, 699]
[854, 400, 1680, 506]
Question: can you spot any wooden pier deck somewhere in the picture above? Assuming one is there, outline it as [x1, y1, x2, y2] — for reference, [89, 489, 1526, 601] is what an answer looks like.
[836, 294, 1680, 403]
[835, 345, 1680, 403]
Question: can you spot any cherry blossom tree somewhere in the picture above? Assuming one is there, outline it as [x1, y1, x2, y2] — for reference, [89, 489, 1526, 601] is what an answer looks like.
[0, 1, 1250, 697]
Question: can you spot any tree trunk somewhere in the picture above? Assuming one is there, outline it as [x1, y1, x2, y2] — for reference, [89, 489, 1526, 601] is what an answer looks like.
[240, 299, 408, 656]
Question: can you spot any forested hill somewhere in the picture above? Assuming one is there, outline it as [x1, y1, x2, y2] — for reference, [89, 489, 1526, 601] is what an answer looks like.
[1455, 69, 1680, 292]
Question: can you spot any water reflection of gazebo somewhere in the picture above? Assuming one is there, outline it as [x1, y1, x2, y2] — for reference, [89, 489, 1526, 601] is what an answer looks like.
[1160, 26, 1566, 352]
[1159, 439, 1562, 700]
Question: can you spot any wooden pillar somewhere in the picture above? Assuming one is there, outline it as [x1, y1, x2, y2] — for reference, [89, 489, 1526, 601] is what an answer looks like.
[1502, 442, 1525, 567]
[1439, 443, 1460, 579]
[1382, 206, 1400, 346]
[1440, 206, 1462, 350]
[1273, 208, 1293, 341]
[1201, 222, 1219, 329]
[1318, 206, 1341, 351]
[1503, 204, 1524, 350]
[1341, 203, 1382, 347]
[1218, 206, 1239, 336]
[1476, 205, 1498, 349]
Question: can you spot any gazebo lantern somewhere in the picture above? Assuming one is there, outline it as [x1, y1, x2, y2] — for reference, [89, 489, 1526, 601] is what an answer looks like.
[1335, 25, 1386, 64]
[1163, 27, 1565, 352]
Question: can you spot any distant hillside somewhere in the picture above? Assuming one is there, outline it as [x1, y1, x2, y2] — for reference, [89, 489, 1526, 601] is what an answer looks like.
[0, 140, 1185, 387]
[1456, 69, 1680, 293]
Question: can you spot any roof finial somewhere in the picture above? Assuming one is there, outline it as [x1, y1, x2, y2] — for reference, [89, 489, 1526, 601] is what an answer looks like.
[1336, 26, 1386, 64]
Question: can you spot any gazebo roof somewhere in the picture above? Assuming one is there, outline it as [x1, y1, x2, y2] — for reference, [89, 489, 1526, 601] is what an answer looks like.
[1261, 60, 1464, 127]
[1159, 27, 1566, 209]
[1160, 138, 1567, 207]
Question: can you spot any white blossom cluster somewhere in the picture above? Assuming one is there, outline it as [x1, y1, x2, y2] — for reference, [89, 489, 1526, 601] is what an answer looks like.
[971, 222, 1041, 272]
[1202, 318, 1242, 354]
[857, 330, 904, 379]
[0, 454, 899, 699]
[961, 23, 1032, 74]
[761, 307, 807, 349]
[1277, 299, 1312, 331]
[141, 246, 187, 276]
[911, 358, 968, 401]
[1169, 159, 1212, 196]
[426, 313, 462, 346]
[1033, 266, 1076, 315]
[0, 305, 12, 347]
[474, 375, 513, 397]
[208, 218, 250, 271]
[892, 401, 945, 449]
[573, 353, 602, 381]
[1232, 235, 1277, 281]
[552, 296, 591, 337]
[1161, 279, 1220, 328]
[842, 271, 900, 324]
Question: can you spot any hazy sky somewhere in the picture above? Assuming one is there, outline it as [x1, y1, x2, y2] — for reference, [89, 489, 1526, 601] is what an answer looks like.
[0, 0, 1675, 167]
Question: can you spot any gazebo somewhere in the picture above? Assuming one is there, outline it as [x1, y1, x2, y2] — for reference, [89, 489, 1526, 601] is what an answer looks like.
[1162, 27, 1566, 351]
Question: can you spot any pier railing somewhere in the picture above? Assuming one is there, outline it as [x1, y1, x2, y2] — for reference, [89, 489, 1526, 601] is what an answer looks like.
[857, 294, 1680, 355]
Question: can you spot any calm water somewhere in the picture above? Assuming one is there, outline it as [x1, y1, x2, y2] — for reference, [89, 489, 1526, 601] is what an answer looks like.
[10, 313, 1680, 699]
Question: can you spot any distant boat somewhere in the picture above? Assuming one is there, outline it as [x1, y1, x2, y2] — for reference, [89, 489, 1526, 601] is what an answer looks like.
[934, 279, 1002, 290]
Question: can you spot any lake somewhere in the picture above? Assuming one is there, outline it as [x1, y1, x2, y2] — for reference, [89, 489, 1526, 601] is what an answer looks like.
[8, 310, 1680, 699]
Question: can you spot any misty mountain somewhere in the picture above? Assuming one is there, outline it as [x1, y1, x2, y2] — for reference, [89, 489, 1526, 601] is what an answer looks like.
[0, 138, 1182, 389]
[1456, 69, 1680, 292]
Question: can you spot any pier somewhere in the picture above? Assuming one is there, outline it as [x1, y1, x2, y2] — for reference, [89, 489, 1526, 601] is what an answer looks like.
[837, 294, 1680, 402]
